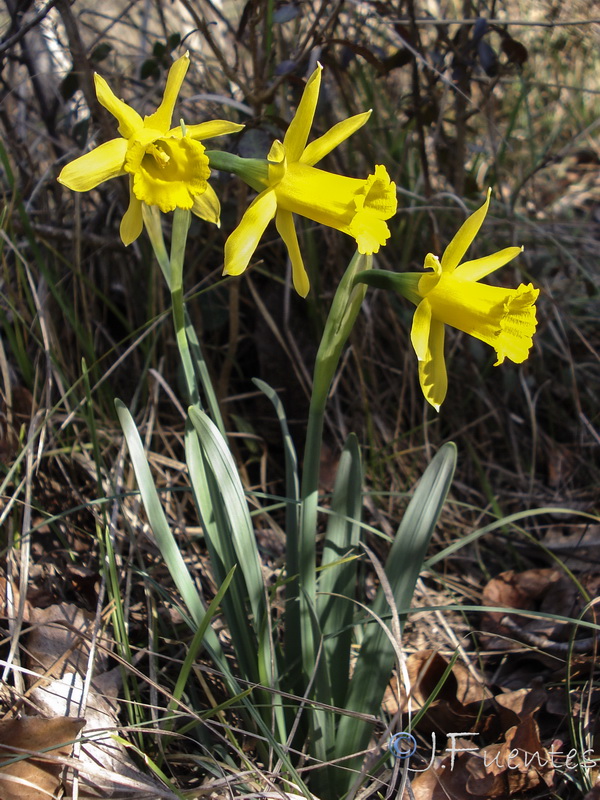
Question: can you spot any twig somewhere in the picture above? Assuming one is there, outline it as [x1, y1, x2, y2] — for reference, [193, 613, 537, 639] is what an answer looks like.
[0, 0, 59, 56]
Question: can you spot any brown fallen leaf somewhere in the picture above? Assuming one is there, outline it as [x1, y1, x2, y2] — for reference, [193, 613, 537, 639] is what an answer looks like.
[406, 717, 554, 800]
[483, 715, 554, 793]
[30, 671, 164, 797]
[481, 568, 592, 655]
[464, 747, 509, 797]
[395, 650, 495, 737]
[585, 783, 600, 800]
[494, 685, 547, 730]
[0, 576, 9, 618]
[0, 716, 85, 800]
[0, 575, 31, 621]
[402, 752, 496, 800]
[395, 653, 557, 800]
[26, 602, 109, 678]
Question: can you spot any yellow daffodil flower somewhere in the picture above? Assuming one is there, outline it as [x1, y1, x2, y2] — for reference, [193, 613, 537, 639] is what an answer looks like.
[222, 64, 397, 297]
[410, 190, 540, 411]
[58, 53, 244, 245]
[411, 190, 538, 409]
[356, 189, 539, 410]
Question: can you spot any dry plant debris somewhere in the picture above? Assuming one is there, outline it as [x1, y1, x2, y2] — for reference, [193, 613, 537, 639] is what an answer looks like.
[397, 647, 595, 798]
[481, 567, 599, 655]
[1, 0, 600, 797]
[0, 716, 85, 800]
[1, 580, 172, 797]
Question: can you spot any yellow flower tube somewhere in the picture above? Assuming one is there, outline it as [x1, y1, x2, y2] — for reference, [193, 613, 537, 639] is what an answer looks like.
[58, 52, 243, 245]
[222, 64, 397, 297]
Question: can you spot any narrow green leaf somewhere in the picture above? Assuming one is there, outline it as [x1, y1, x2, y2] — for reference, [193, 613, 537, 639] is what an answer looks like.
[188, 405, 266, 627]
[187, 405, 286, 738]
[117, 400, 299, 780]
[166, 566, 236, 721]
[335, 442, 457, 768]
[252, 378, 300, 539]
[116, 399, 213, 636]
[185, 311, 226, 435]
[318, 433, 362, 707]
[184, 417, 259, 683]
[252, 378, 301, 679]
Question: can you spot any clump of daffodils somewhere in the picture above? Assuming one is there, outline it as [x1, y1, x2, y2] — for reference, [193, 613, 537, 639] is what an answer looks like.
[58, 55, 538, 410]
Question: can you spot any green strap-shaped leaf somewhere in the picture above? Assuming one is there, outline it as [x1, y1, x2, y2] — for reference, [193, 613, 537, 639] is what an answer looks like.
[115, 399, 219, 647]
[118, 399, 294, 763]
[252, 378, 301, 681]
[318, 433, 362, 708]
[188, 405, 266, 627]
[187, 405, 286, 739]
[334, 442, 457, 771]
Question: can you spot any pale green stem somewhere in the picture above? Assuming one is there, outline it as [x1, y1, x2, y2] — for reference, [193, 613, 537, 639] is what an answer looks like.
[142, 206, 225, 434]
[142, 205, 171, 288]
[169, 208, 199, 406]
[142, 204, 199, 406]
[205, 150, 269, 193]
[296, 251, 371, 683]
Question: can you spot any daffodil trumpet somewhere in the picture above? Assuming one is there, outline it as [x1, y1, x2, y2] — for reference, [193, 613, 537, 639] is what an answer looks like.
[221, 64, 397, 297]
[58, 52, 244, 245]
[356, 190, 539, 410]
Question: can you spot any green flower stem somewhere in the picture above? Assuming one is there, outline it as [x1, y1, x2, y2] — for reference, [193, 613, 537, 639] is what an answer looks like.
[296, 251, 371, 681]
[142, 206, 226, 434]
[205, 150, 269, 193]
[142, 205, 171, 288]
[170, 209, 199, 406]
[354, 268, 422, 306]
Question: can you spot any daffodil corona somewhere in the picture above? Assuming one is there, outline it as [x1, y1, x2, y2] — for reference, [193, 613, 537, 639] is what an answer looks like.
[222, 64, 397, 296]
[58, 53, 243, 245]
[357, 190, 538, 410]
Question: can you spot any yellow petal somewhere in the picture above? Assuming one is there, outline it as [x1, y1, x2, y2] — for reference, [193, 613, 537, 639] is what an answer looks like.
[94, 74, 142, 138]
[454, 246, 523, 282]
[300, 111, 371, 166]
[411, 298, 433, 362]
[223, 189, 277, 276]
[441, 188, 492, 273]
[129, 137, 210, 213]
[417, 319, 447, 411]
[120, 188, 143, 245]
[58, 138, 127, 191]
[283, 64, 322, 162]
[192, 183, 221, 226]
[144, 52, 190, 133]
[267, 140, 287, 186]
[275, 163, 356, 222]
[177, 120, 245, 140]
[275, 209, 310, 297]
